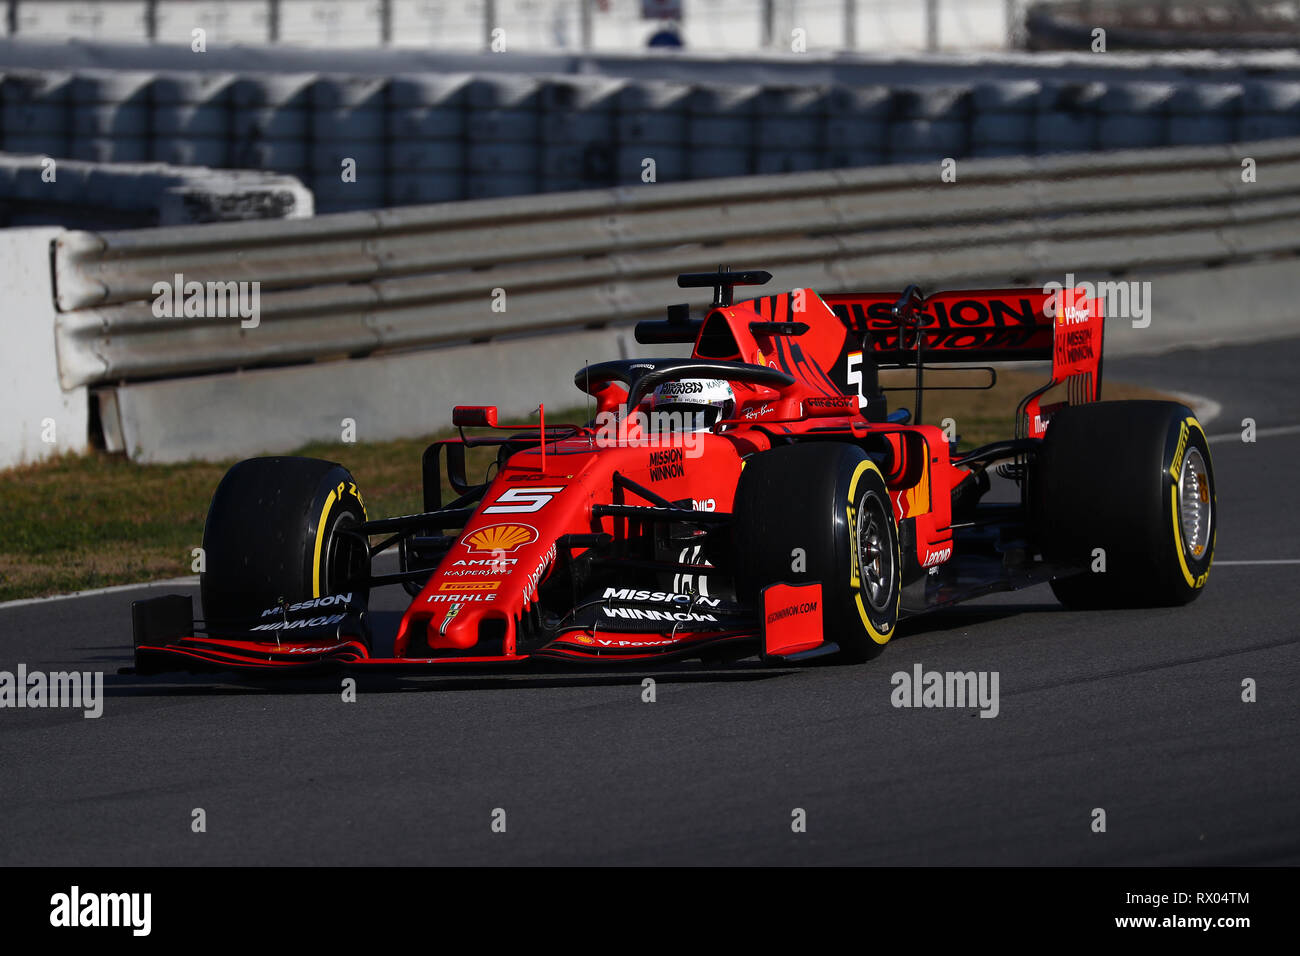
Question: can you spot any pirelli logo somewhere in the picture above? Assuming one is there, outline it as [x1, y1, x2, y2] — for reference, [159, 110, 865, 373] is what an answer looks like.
[1169, 419, 1191, 481]
[439, 581, 499, 592]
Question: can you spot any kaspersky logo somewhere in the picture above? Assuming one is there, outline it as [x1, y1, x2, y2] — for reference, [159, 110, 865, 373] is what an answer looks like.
[463, 523, 537, 553]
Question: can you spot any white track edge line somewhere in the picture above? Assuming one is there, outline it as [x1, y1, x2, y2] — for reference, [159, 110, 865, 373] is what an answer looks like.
[1162, 389, 1222, 427]
[0, 576, 200, 610]
[1208, 423, 1300, 444]
[0, 553, 405, 611]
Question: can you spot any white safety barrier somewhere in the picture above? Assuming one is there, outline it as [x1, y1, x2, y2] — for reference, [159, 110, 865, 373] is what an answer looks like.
[6, 135, 1299, 466]
[1, 227, 87, 468]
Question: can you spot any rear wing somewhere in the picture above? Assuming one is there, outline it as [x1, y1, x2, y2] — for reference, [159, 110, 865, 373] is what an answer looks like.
[824, 286, 1104, 437]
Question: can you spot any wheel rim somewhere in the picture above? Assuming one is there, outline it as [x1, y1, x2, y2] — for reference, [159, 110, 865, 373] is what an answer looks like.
[1177, 447, 1212, 560]
[324, 511, 368, 594]
[855, 494, 894, 612]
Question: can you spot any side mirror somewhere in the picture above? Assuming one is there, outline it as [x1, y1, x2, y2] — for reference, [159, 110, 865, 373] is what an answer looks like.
[452, 405, 498, 427]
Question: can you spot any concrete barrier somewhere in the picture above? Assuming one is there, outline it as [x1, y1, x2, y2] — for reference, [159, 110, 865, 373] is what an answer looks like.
[94, 256, 1300, 465]
[105, 327, 691, 464]
[0, 227, 87, 470]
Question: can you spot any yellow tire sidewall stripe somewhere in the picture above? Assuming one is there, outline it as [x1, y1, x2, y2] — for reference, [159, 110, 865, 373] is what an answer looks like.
[1168, 416, 1213, 591]
[847, 458, 898, 645]
[311, 488, 338, 598]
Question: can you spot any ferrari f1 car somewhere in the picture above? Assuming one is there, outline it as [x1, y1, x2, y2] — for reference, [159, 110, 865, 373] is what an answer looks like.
[131, 269, 1216, 673]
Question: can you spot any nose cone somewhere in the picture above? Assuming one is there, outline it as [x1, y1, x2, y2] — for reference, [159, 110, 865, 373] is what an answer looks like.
[400, 473, 586, 658]
[427, 600, 476, 649]
[426, 606, 506, 650]
[413, 537, 556, 655]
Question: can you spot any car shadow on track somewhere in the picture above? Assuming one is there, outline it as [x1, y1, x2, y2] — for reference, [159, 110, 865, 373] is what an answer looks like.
[892, 602, 1066, 639]
[80, 603, 1068, 697]
[99, 659, 800, 698]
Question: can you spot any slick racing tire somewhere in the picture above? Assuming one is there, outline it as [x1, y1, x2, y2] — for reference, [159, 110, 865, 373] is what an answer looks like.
[200, 457, 371, 624]
[733, 443, 901, 663]
[1036, 401, 1215, 609]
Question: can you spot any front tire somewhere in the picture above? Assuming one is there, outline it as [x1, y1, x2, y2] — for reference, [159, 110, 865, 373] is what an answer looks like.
[200, 457, 371, 624]
[733, 443, 901, 663]
[1036, 401, 1215, 608]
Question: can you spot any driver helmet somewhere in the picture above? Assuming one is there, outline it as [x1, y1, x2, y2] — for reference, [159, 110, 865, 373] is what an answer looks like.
[649, 378, 736, 432]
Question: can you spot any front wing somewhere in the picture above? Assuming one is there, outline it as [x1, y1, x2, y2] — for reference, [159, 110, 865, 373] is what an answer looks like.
[129, 586, 830, 675]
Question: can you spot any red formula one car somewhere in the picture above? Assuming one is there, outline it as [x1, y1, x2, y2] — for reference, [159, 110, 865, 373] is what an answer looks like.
[131, 269, 1216, 673]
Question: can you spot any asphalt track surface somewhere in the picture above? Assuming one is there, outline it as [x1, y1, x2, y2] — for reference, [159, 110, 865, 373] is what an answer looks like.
[1, 336, 1298, 866]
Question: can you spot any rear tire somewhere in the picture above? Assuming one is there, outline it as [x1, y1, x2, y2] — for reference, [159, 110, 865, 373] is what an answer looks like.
[1036, 401, 1215, 609]
[200, 457, 371, 624]
[733, 443, 901, 663]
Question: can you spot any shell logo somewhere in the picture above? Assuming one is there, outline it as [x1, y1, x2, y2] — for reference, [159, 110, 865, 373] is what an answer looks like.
[463, 523, 537, 553]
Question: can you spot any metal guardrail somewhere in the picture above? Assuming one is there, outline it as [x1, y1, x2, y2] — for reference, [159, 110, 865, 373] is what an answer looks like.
[52, 136, 1300, 391]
